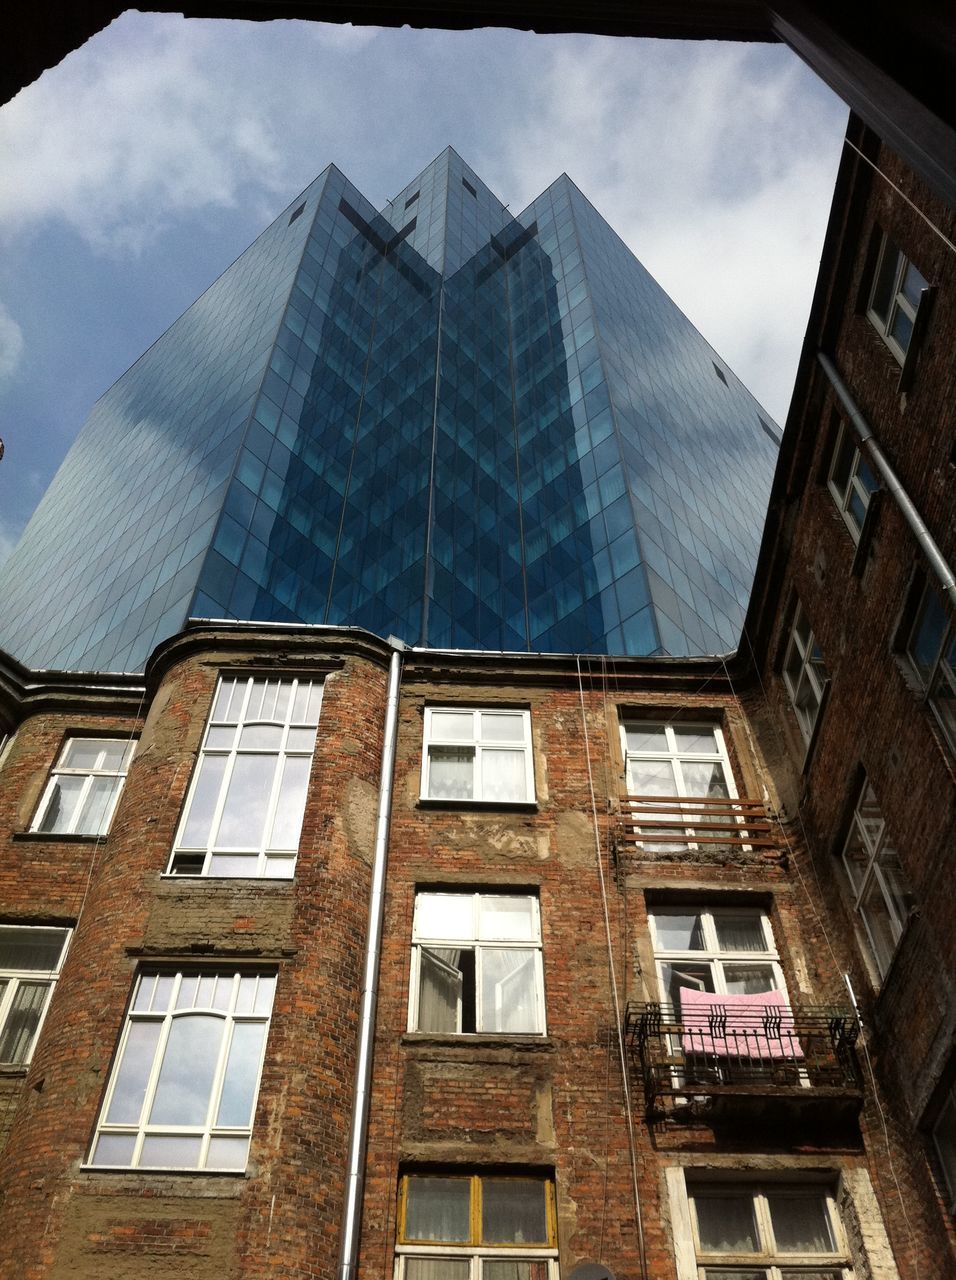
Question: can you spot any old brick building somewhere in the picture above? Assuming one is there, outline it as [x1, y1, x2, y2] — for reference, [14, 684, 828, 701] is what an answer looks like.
[0, 113, 954, 1279]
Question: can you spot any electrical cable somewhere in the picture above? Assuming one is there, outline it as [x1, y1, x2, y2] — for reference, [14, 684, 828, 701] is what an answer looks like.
[843, 137, 956, 258]
[575, 654, 649, 1280]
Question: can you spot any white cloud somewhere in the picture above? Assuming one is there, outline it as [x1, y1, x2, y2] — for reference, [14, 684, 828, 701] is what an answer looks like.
[0, 300, 24, 383]
[0, 15, 288, 253]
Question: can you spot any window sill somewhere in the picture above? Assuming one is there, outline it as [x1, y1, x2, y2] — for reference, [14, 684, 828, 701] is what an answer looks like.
[158, 873, 295, 885]
[11, 830, 104, 844]
[0, 1064, 29, 1079]
[416, 799, 538, 813]
[77, 1164, 248, 1179]
[402, 1032, 553, 1052]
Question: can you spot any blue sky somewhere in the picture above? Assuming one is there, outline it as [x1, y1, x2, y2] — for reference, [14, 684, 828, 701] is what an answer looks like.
[0, 14, 848, 568]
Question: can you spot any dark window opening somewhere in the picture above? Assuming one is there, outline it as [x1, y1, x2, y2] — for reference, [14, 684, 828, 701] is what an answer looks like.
[462, 177, 477, 197]
[288, 202, 306, 226]
[405, 191, 420, 209]
[712, 361, 728, 386]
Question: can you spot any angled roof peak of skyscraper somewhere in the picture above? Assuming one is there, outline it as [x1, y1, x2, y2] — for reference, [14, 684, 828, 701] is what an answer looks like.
[377, 147, 513, 275]
[0, 152, 781, 672]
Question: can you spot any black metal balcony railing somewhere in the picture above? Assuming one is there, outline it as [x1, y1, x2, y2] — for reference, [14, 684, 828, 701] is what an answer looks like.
[624, 1001, 862, 1120]
[617, 794, 780, 856]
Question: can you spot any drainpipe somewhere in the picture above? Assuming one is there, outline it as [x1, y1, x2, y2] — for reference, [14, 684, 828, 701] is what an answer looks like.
[338, 643, 403, 1280]
[817, 351, 956, 606]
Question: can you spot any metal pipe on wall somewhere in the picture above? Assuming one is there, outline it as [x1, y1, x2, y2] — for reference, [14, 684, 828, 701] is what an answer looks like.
[817, 350, 956, 605]
[338, 643, 403, 1280]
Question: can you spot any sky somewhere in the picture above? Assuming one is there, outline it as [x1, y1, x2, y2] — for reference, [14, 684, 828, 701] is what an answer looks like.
[0, 13, 848, 569]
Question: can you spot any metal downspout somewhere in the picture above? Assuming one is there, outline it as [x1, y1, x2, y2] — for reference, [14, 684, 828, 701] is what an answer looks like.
[338, 644, 403, 1280]
[817, 351, 956, 605]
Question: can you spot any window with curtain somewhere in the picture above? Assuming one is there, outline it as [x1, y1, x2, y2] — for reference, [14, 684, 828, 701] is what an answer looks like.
[649, 905, 796, 1077]
[421, 709, 534, 803]
[169, 674, 323, 877]
[840, 778, 914, 982]
[0, 925, 70, 1065]
[31, 738, 135, 836]
[649, 905, 785, 1014]
[620, 721, 735, 849]
[410, 893, 545, 1036]
[687, 1182, 850, 1277]
[397, 1173, 557, 1280]
[88, 969, 275, 1171]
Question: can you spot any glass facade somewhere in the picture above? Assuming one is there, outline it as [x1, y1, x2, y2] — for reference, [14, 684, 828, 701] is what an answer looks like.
[0, 149, 779, 671]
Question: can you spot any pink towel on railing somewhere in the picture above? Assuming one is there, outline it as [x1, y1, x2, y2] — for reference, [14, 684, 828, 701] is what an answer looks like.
[678, 988, 803, 1060]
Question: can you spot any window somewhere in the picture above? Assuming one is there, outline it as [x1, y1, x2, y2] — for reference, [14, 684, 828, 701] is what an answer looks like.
[409, 892, 545, 1035]
[686, 1181, 850, 1278]
[421, 709, 534, 804]
[840, 778, 913, 981]
[288, 201, 306, 225]
[89, 969, 275, 1171]
[622, 721, 736, 847]
[867, 233, 928, 362]
[396, 1172, 558, 1280]
[650, 905, 785, 1015]
[0, 926, 70, 1065]
[828, 421, 878, 543]
[31, 737, 134, 836]
[932, 1080, 956, 1213]
[169, 675, 322, 877]
[782, 602, 829, 744]
[712, 361, 728, 386]
[903, 580, 956, 751]
[623, 721, 733, 801]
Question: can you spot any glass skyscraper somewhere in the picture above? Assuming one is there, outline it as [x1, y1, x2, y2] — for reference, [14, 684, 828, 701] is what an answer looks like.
[0, 149, 779, 672]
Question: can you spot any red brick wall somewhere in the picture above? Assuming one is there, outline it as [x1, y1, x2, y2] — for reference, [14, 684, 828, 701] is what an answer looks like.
[752, 133, 956, 1277]
[0, 630, 390, 1280]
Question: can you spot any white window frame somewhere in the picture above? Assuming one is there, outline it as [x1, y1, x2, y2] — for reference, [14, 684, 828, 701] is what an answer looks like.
[620, 720, 739, 848]
[904, 580, 956, 753]
[621, 721, 736, 796]
[168, 674, 323, 878]
[827, 421, 878, 544]
[682, 1179, 852, 1278]
[840, 779, 912, 982]
[782, 602, 829, 744]
[88, 969, 275, 1171]
[867, 232, 928, 364]
[421, 708, 534, 803]
[0, 925, 71, 1066]
[649, 905, 785, 1007]
[932, 1080, 956, 1214]
[408, 891, 546, 1036]
[395, 1173, 559, 1280]
[30, 737, 135, 836]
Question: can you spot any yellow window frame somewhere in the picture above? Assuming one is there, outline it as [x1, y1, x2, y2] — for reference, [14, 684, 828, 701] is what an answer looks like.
[397, 1173, 557, 1248]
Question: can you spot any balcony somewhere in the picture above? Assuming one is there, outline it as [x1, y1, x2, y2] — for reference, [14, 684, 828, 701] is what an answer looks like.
[624, 999, 862, 1125]
[617, 794, 781, 863]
